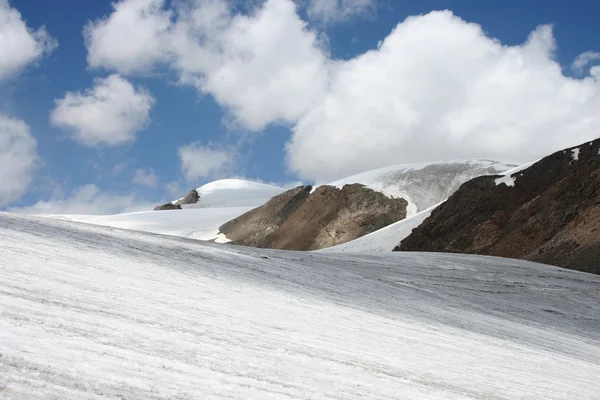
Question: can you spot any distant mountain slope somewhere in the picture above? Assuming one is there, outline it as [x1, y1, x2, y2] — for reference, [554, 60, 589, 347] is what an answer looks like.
[320, 204, 439, 253]
[397, 138, 600, 274]
[318, 159, 516, 215]
[49, 179, 286, 242]
[219, 184, 408, 250]
[218, 160, 515, 250]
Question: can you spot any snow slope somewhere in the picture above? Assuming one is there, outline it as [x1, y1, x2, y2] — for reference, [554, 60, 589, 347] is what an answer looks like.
[320, 203, 440, 252]
[319, 160, 517, 252]
[2, 213, 600, 399]
[50, 179, 285, 241]
[320, 159, 515, 215]
[185, 178, 285, 208]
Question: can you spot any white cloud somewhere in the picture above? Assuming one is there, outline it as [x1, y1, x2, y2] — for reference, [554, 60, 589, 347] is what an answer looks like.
[112, 163, 128, 177]
[85, 0, 329, 131]
[175, 0, 330, 130]
[572, 51, 600, 74]
[306, 0, 376, 23]
[84, 0, 172, 74]
[50, 74, 154, 147]
[0, 0, 57, 80]
[133, 168, 158, 187]
[85, 3, 600, 182]
[178, 142, 233, 181]
[165, 180, 183, 198]
[9, 184, 154, 215]
[0, 115, 38, 207]
[286, 12, 600, 180]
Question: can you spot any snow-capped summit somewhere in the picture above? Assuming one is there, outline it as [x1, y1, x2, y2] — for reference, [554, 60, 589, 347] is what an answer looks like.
[188, 179, 285, 208]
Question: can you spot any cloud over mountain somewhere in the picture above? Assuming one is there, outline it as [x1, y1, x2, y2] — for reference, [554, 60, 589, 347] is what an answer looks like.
[178, 142, 234, 181]
[86, 0, 600, 181]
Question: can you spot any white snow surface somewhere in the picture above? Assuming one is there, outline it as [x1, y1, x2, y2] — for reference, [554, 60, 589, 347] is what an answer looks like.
[494, 175, 516, 187]
[1, 213, 600, 399]
[319, 159, 516, 216]
[572, 147, 581, 161]
[48, 179, 285, 241]
[494, 161, 537, 187]
[188, 179, 285, 208]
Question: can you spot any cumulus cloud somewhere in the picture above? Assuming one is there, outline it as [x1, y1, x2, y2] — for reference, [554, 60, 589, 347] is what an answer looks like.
[0, 0, 57, 80]
[572, 51, 600, 74]
[178, 142, 234, 181]
[287, 12, 600, 180]
[9, 184, 155, 215]
[306, 0, 376, 23]
[85, 2, 600, 182]
[85, 0, 329, 130]
[133, 168, 158, 187]
[85, 0, 172, 74]
[50, 74, 154, 147]
[0, 115, 38, 207]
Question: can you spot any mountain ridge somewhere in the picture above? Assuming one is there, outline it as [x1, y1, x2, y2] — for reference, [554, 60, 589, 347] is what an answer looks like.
[216, 160, 514, 250]
[396, 138, 600, 274]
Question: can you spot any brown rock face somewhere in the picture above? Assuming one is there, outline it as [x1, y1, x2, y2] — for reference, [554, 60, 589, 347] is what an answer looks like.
[397, 138, 600, 274]
[153, 203, 182, 211]
[219, 184, 408, 250]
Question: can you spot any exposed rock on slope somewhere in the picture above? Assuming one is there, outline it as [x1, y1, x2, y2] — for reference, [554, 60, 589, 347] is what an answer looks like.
[318, 159, 516, 215]
[153, 203, 182, 211]
[153, 189, 198, 211]
[397, 139, 600, 274]
[174, 189, 200, 205]
[219, 184, 408, 250]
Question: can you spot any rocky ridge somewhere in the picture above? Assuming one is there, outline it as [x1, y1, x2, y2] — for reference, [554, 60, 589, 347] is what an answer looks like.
[397, 138, 600, 274]
[219, 184, 408, 250]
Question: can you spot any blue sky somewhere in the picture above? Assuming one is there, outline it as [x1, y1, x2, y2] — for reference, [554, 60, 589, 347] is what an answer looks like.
[1, 0, 599, 213]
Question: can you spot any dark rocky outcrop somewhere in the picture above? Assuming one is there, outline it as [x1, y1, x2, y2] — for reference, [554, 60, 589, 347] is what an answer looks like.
[174, 189, 200, 206]
[154, 189, 199, 211]
[153, 203, 182, 211]
[219, 184, 408, 250]
[396, 138, 600, 275]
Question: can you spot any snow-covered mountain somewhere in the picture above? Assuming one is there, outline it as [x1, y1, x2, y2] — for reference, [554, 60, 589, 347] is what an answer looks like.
[319, 159, 516, 215]
[398, 138, 600, 274]
[181, 178, 285, 208]
[2, 212, 599, 399]
[46, 160, 515, 247]
[318, 159, 521, 252]
[51, 179, 285, 242]
[215, 159, 516, 250]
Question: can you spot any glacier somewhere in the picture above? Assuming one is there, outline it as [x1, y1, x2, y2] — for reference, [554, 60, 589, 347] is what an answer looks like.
[1, 212, 599, 399]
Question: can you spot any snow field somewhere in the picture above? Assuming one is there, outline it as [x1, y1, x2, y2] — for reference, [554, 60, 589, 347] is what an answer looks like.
[1, 213, 599, 399]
